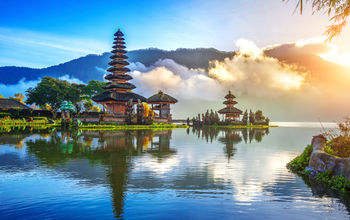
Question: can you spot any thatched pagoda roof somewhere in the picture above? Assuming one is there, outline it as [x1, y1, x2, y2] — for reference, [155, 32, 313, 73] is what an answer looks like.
[113, 40, 125, 44]
[107, 67, 130, 73]
[0, 99, 31, 109]
[105, 74, 133, 81]
[92, 91, 146, 102]
[223, 100, 237, 105]
[112, 45, 126, 49]
[218, 107, 242, 114]
[103, 82, 136, 90]
[110, 54, 128, 60]
[147, 90, 178, 103]
[225, 90, 236, 99]
[108, 60, 129, 66]
[111, 49, 127, 54]
[114, 29, 124, 37]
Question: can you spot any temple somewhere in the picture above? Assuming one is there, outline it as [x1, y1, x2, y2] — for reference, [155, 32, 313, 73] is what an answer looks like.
[147, 90, 178, 122]
[218, 91, 242, 121]
[92, 29, 146, 114]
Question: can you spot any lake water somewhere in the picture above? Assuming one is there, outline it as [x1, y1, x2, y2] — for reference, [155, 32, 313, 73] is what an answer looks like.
[0, 124, 349, 219]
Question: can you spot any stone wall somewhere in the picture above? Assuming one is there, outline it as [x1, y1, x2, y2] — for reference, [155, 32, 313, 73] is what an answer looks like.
[309, 135, 350, 180]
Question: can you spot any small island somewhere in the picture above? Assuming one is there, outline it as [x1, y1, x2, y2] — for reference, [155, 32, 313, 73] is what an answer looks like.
[191, 91, 274, 128]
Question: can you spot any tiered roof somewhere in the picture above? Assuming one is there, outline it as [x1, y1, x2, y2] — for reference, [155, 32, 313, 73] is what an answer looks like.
[93, 29, 146, 103]
[218, 91, 242, 115]
[147, 90, 178, 103]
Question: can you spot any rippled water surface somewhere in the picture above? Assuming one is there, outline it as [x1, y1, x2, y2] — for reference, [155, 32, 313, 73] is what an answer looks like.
[0, 125, 349, 219]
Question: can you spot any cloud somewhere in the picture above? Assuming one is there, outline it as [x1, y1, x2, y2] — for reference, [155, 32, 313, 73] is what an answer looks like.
[208, 39, 309, 96]
[0, 75, 84, 99]
[130, 59, 224, 100]
[128, 39, 316, 101]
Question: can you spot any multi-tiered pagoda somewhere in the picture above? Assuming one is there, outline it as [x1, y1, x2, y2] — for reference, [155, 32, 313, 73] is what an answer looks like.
[218, 91, 242, 120]
[93, 29, 146, 114]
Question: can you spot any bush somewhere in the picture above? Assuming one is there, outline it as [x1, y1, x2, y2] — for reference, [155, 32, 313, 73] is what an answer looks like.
[316, 170, 350, 194]
[0, 112, 11, 118]
[32, 117, 48, 121]
[286, 145, 313, 173]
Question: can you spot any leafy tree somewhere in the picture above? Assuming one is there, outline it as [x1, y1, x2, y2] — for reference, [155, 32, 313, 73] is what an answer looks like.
[10, 93, 25, 103]
[242, 110, 249, 125]
[26, 77, 75, 118]
[82, 80, 106, 99]
[83, 99, 94, 112]
[287, 0, 350, 41]
[255, 110, 266, 121]
[0, 94, 5, 99]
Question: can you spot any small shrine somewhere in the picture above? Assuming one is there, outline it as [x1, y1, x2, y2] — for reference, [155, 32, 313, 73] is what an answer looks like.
[147, 90, 178, 121]
[218, 91, 242, 121]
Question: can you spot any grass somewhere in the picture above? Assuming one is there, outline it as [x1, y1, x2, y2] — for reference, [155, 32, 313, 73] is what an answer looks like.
[0, 119, 188, 131]
[0, 118, 48, 126]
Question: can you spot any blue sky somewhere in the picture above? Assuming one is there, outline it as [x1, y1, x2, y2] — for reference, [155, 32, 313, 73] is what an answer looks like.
[0, 0, 349, 67]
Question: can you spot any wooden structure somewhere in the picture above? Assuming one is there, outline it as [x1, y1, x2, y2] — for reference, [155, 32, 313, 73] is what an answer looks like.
[92, 29, 146, 114]
[0, 98, 31, 110]
[147, 90, 177, 121]
[218, 91, 242, 120]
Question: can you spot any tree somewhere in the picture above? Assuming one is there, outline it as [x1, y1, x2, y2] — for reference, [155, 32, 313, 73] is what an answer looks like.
[81, 80, 106, 99]
[83, 99, 94, 112]
[255, 110, 265, 121]
[26, 77, 75, 118]
[287, 0, 350, 41]
[10, 93, 25, 104]
[0, 94, 5, 99]
[242, 110, 249, 125]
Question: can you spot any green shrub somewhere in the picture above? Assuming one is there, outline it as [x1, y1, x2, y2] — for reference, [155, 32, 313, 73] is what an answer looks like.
[316, 170, 350, 194]
[286, 145, 313, 174]
[0, 112, 11, 118]
[32, 117, 48, 121]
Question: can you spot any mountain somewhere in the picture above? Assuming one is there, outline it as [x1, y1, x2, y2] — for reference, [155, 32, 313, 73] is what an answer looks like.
[0, 48, 235, 84]
[264, 44, 350, 91]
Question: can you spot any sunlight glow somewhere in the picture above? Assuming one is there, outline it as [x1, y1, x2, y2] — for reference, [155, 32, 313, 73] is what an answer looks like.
[320, 45, 350, 67]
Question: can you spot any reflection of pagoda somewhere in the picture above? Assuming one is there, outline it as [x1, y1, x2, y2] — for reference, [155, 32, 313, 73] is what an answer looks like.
[218, 91, 242, 121]
[93, 29, 146, 114]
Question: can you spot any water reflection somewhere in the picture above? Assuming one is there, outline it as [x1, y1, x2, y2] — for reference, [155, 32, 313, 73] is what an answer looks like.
[1, 127, 350, 219]
[191, 127, 269, 160]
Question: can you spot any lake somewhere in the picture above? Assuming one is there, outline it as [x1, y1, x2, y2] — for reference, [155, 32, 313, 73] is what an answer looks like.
[0, 124, 349, 219]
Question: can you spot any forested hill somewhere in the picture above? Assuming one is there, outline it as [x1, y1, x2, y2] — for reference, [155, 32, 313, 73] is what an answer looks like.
[0, 48, 235, 84]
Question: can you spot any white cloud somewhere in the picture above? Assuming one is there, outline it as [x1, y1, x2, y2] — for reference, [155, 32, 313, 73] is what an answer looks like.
[130, 59, 224, 100]
[208, 39, 309, 96]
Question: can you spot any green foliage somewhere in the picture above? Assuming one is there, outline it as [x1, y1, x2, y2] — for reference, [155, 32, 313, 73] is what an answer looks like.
[286, 145, 313, 173]
[26, 77, 74, 114]
[255, 110, 265, 121]
[32, 117, 48, 121]
[81, 80, 106, 99]
[316, 170, 350, 194]
[83, 99, 94, 112]
[0, 112, 11, 118]
[324, 144, 338, 156]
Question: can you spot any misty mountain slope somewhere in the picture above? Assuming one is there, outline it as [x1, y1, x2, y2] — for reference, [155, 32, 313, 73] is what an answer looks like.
[0, 48, 235, 84]
[265, 45, 350, 90]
